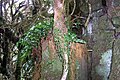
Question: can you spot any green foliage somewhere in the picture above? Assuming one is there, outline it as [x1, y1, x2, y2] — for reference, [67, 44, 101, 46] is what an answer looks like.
[53, 28, 86, 62]
[64, 31, 86, 44]
[64, 31, 77, 42]
[17, 18, 53, 61]
[53, 29, 65, 61]
[16, 18, 53, 79]
[16, 17, 86, 79]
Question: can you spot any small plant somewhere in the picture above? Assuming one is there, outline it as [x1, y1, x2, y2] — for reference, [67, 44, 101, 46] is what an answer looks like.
[64, 31, 86, 44]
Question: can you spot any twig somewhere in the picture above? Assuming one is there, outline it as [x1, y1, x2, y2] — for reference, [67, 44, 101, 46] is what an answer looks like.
[84, 3, 91, 28]
[70, 0, 76, 15]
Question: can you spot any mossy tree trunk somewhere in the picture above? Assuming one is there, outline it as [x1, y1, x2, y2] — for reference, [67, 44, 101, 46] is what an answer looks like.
[53, 0, 68, 80]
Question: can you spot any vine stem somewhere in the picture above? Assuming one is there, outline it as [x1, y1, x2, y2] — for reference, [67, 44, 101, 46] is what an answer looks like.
[85, 3, 91, 28]
[61, 53, 69, 80]
[70, 0, 76, 15]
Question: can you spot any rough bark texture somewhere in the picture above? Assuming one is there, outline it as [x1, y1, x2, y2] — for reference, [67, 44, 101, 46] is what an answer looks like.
[69, 43, 88, 80]
[32, 42, 42, 80]
[54, 0, 68, 80]
[54, 0, 67, 33]
[48, 36, 56, 60]
[69, 43, 76, 80]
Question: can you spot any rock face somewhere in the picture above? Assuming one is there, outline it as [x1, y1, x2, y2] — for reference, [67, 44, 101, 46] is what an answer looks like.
[86, 0, 120, 80]
[109, 39, 120, 80]
[96, 49, 112, 80]
[90, 15, 114, 80]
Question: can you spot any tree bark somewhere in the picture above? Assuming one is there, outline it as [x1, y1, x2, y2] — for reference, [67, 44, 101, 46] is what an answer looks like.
[53, 0, 68, 80]
[69, 43, 88, 80]
[32, 42, 42, 80]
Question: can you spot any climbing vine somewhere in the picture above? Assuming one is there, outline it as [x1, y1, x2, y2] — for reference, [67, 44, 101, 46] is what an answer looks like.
[15, 16, 86, 79]
[54, 28, 86, 60]
[15, 18, 53, 80]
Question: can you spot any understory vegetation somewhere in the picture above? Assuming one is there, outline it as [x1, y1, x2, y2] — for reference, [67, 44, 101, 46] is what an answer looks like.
[0, 0, 120, 80]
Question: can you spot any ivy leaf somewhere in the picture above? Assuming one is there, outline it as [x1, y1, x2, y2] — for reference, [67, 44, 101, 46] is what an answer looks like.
[74, 39, 86, 44]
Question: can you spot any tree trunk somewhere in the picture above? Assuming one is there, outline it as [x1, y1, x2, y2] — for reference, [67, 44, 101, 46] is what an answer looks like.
[48, 36, 56, 60]
[69, 43, 88, 80]
[53, 0, 68, 80]
[32, 42, 42, 80]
